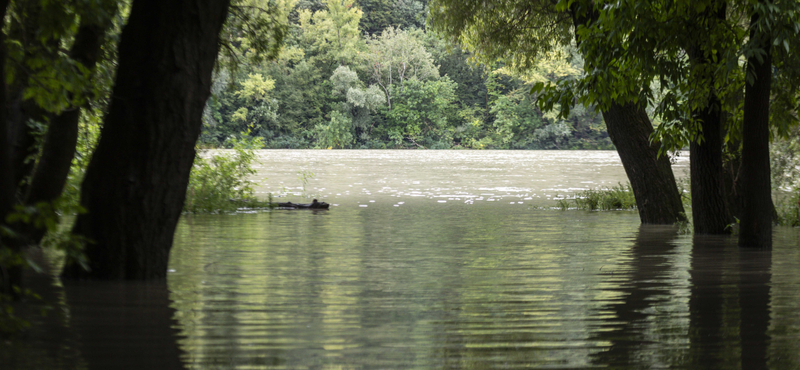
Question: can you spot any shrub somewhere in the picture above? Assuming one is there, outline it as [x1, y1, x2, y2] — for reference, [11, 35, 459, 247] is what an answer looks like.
[775, 190, 800, 227]
[184, 135, 265, 213]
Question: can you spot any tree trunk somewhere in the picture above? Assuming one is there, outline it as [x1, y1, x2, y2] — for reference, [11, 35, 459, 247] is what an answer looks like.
[63, 0, 231, 279]
[570, 5, 685, 224]
[739, 10, 773, 248]
[602, 103, 687, 224]
[0, 0, 15, 297]
[685, 2, 732, 234]
[689, 95, 732, 233]
[25, 22, 108, 208]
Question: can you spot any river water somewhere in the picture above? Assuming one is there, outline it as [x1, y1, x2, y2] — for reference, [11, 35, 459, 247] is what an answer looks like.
[4, 150, 800, 369]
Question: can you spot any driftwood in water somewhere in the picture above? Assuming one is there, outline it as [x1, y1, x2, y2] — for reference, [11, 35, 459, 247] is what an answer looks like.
[274, 199, 329, 209]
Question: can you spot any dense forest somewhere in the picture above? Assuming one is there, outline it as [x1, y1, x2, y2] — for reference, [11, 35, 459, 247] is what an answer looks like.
[200, 0, 612, 149]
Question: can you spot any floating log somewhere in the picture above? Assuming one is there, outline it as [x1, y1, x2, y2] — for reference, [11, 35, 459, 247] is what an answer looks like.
[274, 199, 330, 209]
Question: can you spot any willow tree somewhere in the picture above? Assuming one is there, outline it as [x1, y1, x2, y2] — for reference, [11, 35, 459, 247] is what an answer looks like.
[429, 0, 686, 224]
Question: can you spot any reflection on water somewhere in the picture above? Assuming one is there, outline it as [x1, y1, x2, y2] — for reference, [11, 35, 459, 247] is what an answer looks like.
[4, 150, 799, 370]
[167, 204, 800, 370]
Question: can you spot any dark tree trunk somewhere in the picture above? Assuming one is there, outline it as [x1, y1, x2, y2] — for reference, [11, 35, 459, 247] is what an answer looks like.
[689, 95, 732, 233]
[0, 0, 15, 296]
[739, 10, 773, 248]
[13, 21, 112, 251]
[570, 5, 685, 224]
[723, 149, 777, 222]
[686, 2, 732, 234]
[602, 103, 687, 224]
[25, 22, 108, 208]
[63, 0, 231, 280]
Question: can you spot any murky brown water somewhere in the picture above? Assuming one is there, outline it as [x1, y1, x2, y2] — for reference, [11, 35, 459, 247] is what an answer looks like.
[4, 150, 799, 370]
[249, 149, 690, 207]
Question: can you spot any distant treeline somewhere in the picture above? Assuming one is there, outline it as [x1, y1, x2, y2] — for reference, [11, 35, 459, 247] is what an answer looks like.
[200, 0, 612, 149]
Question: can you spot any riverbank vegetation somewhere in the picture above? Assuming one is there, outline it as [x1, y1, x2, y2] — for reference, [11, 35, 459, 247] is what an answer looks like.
[199, 0, 612, 150]
[557, 183, 637, 211]
[185, 136, 266, 213]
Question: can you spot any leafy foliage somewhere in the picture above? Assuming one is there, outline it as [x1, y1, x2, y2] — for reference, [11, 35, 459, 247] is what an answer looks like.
[200, 0, 613, 150]
[185, 136, 265, 213]
[772, 126, 800, 227]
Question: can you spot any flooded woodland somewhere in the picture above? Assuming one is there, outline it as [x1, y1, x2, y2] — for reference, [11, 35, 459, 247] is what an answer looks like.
[4, 150, 800, 369]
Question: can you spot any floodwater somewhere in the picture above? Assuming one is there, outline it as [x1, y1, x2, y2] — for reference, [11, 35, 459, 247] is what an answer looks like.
[4, 150, 800, 370]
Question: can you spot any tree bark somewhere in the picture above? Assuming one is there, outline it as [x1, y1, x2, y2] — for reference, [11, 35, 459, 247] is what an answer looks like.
[689, 95, 732, 233]
[63, 0, 231, 279]
[739, 9, 773, 248]
[602, 103, 686, 224]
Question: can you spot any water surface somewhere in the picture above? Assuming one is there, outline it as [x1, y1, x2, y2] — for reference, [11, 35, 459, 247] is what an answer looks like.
[166, 150, 797, 369]
[250, 149, 690, 206]
[4, 150, 799, 370]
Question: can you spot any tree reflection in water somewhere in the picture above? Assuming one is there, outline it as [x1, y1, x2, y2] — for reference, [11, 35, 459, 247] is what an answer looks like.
[589, 225, 683, 368]
[589, 228, 774, 370]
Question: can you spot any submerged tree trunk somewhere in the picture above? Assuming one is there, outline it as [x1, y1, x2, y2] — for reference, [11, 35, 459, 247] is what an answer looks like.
[602, 103, 686, 224]
[689, 95, 732, 233]
[739, 10, 773, 248]
[63, 0, 231, 279]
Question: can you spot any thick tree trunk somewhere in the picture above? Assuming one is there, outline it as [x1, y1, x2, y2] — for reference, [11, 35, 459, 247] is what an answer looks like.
[602, 103, 686, 224]
[63, 0, 231, 279]
[690, 95, 732, 233]
[739, 15, 773, 248]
